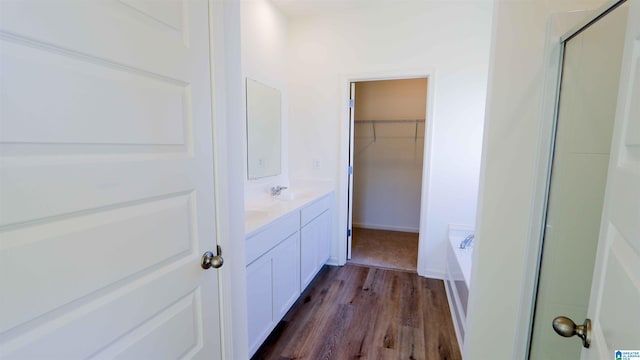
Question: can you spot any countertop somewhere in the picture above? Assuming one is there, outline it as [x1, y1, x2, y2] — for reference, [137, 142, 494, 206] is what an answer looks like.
[245, 183, 334, 237]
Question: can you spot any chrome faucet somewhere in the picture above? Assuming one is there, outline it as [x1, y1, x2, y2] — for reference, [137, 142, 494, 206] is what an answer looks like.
[270, 185, 288, 197]
[459, 234, 474, 249]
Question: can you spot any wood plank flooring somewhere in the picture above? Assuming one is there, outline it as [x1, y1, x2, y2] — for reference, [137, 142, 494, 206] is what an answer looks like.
[251, 264, 461, 360]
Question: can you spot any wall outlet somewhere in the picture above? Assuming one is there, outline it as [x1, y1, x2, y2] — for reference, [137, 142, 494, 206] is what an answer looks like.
[312, 159, 321, 168]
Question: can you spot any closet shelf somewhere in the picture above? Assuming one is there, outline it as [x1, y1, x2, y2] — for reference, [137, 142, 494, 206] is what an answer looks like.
[354, 119, 425, 124]
[354, 119, 425, 142]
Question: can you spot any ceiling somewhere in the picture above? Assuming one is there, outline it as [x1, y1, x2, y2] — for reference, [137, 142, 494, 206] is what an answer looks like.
[270, 0, 492, 18]
[270, 0, 421, 18]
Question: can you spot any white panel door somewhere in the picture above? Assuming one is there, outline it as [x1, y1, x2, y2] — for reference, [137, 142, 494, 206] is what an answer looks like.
[347, 82, 355, 260]
[0, 0, 222, 359]
[582, 0, 640, 357]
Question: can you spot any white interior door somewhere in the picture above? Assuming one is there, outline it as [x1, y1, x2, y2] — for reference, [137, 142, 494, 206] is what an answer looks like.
[582, 0, 640, 357]
[347, 82, 355, 260]
[0, 1, 222, 359]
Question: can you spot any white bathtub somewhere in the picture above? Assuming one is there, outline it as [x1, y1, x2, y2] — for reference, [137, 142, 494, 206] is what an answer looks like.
[445, 225, 474, 353]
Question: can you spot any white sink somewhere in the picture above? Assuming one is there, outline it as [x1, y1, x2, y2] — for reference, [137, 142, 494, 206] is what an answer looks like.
[245, 209, 270, 222]
[244, 183, 334, 235]
[277, 190, 312, 201]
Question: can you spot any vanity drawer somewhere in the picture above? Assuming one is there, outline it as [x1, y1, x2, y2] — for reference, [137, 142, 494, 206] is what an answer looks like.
[246, 211, 299, 265]
[301, 194, 332, 227]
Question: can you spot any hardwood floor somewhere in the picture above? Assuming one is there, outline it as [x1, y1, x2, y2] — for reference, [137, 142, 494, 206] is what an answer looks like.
[350, 227, 419, 272]
[251, 264, 461, 360]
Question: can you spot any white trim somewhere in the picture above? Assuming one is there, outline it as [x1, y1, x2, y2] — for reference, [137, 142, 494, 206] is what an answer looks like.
[420, 268, 446, 280]
[338, 68, 437, 278]
[510, 13, 566, 359]
[209, 1, 248, 359]
[591, 320, 610, 360]
[326, 256, 341, 266]
[352, 223, 419, 234]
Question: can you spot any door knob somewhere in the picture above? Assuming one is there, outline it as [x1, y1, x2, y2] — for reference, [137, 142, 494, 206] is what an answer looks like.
[552, 316, 591, 348]
[201, 246, 223, 269]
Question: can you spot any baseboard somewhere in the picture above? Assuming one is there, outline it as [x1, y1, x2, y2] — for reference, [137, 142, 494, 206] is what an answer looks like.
[418, 267, 446, 280]
[326, 256, 344, 266]
[353, 222, 419, 233]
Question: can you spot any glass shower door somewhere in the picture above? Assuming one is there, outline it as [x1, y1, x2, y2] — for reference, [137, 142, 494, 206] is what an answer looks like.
[528, 3, 629, 359]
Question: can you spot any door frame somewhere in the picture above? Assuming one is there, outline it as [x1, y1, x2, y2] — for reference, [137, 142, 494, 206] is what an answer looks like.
[515, 0, 627, 357]
[208, 0, 249, 359]
[337, 69, 436, 277]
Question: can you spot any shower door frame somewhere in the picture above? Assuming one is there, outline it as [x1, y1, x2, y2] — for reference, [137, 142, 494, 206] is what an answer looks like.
[517, 0, 628, 357]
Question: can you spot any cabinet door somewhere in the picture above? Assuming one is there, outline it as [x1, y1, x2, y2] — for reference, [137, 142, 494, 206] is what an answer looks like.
[316, 210, 331, 267]
[273, 232, 300, 320]
[301, 217, 320, 290]
[301, 210, 332, 291]
[246, 255, 273, 354]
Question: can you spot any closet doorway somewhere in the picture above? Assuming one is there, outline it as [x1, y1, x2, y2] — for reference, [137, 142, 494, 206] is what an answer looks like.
[347, 78, 428, 272]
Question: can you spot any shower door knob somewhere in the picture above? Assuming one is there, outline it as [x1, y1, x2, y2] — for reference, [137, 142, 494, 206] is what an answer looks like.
[552, 316, 591, 348]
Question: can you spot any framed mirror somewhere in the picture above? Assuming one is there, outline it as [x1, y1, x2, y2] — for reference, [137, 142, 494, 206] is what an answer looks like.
[246, 78, 281, 179]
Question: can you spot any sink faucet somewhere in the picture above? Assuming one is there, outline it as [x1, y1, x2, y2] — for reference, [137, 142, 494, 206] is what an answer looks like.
[459, 234, 474, 249]
[270, 185, 288, 197]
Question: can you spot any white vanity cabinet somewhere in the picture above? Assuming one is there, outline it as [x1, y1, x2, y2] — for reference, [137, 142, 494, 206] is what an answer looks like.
[245, 191, 334, 357]
[300, 194, 332, 290]
[246, 212, 300, 355]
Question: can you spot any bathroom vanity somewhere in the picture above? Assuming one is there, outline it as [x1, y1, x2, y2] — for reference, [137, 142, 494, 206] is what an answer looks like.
[245, 188, 334, 356]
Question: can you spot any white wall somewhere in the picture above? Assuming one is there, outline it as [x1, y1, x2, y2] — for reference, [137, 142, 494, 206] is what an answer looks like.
[354, 78, 428, 121]
[353, 79, 427, 233]
[287, 2, 493, 277]
[241, 0, 290, 199]
[465, 0, 609, 358]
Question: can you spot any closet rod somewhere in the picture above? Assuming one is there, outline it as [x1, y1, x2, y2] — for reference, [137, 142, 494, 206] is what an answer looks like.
[354, 119, 425, 124]
[354, 119, 425, 142]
